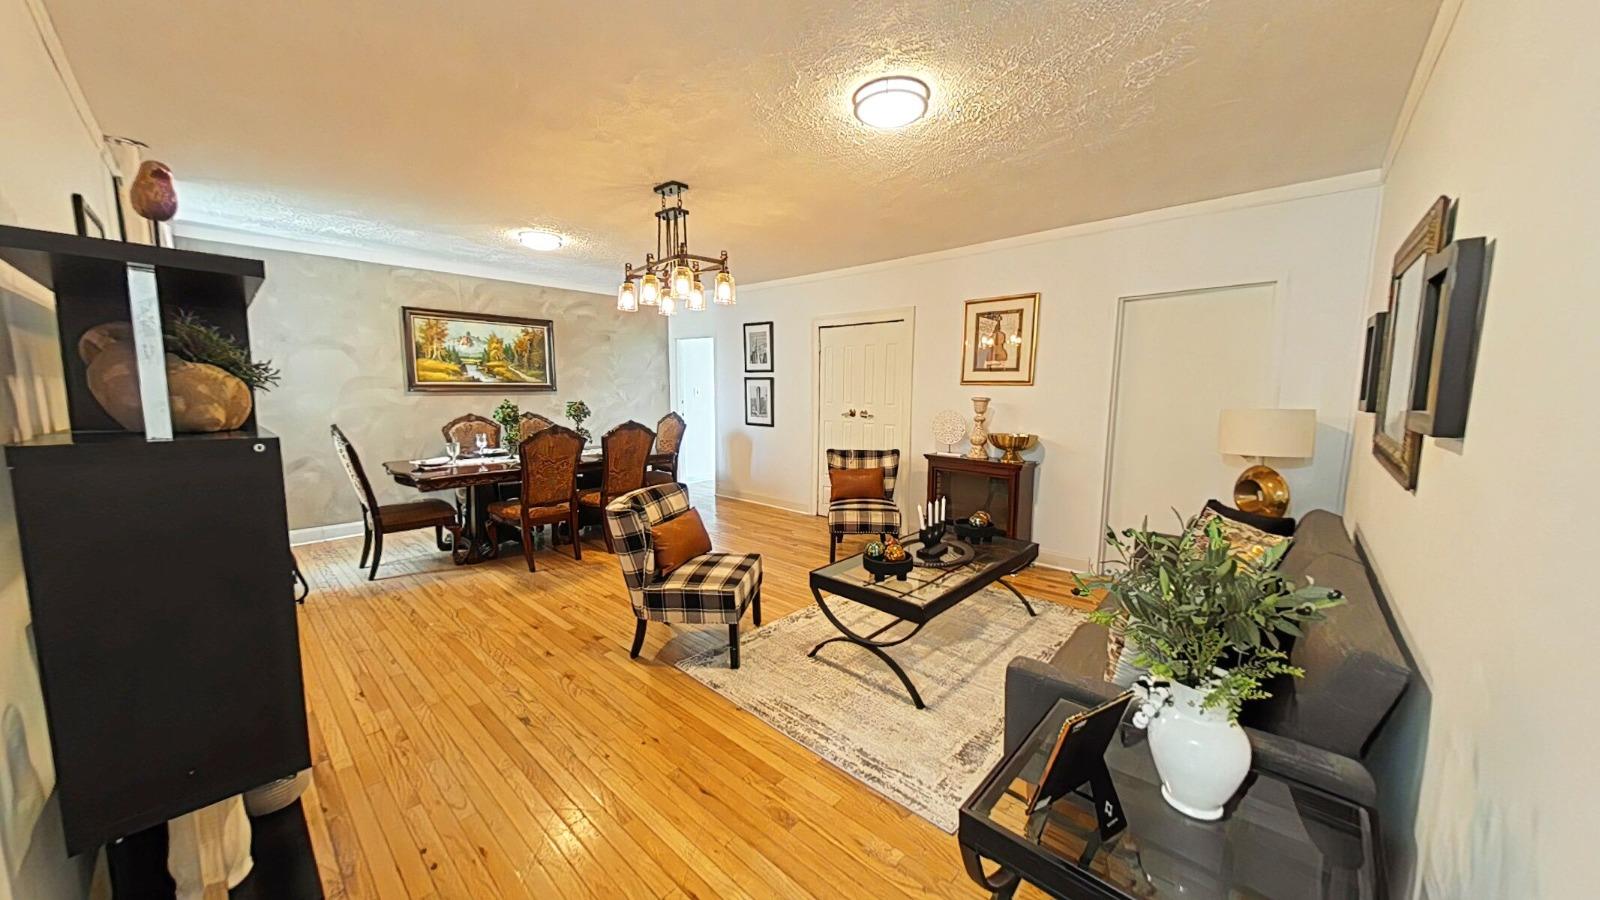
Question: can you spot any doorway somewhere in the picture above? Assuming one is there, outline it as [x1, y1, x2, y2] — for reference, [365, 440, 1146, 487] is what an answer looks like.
[1100, 282, 1280, 564]
[812, 310, 915, 516]
[673, 336, 716, 483]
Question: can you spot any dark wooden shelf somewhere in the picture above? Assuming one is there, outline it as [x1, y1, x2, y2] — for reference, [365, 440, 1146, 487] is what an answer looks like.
[926, 453, 1038, 541]
[0, 224, 263, 304]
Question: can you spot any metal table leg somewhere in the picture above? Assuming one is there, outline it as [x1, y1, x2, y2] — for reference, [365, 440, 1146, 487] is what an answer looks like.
[997, 576, 1037, 617]
[807, 586, 929, 709]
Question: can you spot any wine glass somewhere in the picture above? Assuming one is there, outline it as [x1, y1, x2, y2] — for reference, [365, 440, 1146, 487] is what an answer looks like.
[474, 433, 488, 456]
[444, 440, 460, 465]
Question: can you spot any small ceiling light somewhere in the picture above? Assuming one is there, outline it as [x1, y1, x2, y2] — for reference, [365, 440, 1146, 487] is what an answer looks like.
[687, 279, 707, 311]
[617, 281, 638, 312]
[517, 229, 565, 251]
[658, 291, 678, 316]
[852, 76, 930, 129]
[714, 271, 736, 305]
[639, 272, 661, 306]
[671, 264, 694, 300]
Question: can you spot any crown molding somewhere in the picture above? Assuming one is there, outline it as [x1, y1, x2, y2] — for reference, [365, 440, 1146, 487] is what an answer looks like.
[744, 169, 1384, 292]
[1382, 0, 1466, 175]
[23, 0, 118, 173]
[171, 221, 613, 296]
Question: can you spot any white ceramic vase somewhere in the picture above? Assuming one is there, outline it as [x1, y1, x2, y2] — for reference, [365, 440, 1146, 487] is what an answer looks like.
[1134, 678, 1251, 820]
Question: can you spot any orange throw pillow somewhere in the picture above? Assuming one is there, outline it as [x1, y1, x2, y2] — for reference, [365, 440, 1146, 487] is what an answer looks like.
[829, 467, 886, 501]
[652, 509, 713, 577]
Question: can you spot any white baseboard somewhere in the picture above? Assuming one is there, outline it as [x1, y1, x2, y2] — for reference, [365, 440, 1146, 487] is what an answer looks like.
[1034, 549, 1091, 574]
[713, 487, 815, 516]
[289, 520, 364, 546]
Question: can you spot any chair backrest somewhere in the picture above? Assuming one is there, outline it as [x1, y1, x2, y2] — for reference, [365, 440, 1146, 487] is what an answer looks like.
[600, 420, 656, 502]
[330, 424, 379, 514]
[442, 413, 500, 449]
[654, 412, 686, 454]
[517, 412, 556, 443]
[518, 424, 584, 508]
[604, 483, 694, 615]
[826, 448, 901, 500]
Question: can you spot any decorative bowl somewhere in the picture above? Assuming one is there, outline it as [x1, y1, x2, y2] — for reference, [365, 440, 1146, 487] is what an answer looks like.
[987, 432, 1037, 464]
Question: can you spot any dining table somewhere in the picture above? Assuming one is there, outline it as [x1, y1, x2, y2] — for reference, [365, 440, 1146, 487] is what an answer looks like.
[382, 448, 674, 562]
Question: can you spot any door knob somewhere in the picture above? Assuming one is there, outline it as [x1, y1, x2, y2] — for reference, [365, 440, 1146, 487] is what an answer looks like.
[859, 410, 874, 420]
[842, 409, 856, 417]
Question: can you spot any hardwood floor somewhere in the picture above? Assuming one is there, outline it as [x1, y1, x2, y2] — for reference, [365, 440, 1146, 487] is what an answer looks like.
[292, 484, 1093, 898]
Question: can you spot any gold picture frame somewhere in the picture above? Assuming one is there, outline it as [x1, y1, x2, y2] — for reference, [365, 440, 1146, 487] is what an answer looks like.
[1372, 196, 1453, 488]
[961, 293, 1040, 386]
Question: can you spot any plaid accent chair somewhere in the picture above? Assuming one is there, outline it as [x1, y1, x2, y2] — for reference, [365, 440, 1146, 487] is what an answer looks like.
[826, 448, 902, 562]
[605, 483, 762, 668]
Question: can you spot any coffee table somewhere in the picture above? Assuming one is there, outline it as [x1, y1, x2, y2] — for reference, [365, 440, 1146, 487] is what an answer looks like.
[807, 535, 1040, 709]
[960, 698, 1383, 899]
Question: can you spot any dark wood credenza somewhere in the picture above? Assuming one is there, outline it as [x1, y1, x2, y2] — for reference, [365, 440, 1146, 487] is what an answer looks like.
[925, 453, 1037, 541]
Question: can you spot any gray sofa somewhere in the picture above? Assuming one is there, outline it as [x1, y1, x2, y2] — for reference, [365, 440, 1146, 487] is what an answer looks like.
[1004, 509, 1411, 809]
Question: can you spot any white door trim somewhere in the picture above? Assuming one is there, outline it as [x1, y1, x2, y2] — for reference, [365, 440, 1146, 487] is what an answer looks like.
[810, 306, 917, 516]
[1096, 279, 1286, 569]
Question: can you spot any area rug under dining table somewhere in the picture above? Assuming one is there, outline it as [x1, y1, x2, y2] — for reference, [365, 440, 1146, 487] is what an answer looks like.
[675, 585, 1088, 832]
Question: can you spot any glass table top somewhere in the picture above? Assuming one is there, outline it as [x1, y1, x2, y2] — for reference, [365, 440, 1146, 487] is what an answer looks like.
[810, 535, 1035, 609]
[964, 699, 1377, 899]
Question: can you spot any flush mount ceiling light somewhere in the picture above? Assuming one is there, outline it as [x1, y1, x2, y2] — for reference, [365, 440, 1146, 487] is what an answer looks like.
[616, 181, 733, 315]
[516, 229, 565, 251]
[852, 76, 930, 129]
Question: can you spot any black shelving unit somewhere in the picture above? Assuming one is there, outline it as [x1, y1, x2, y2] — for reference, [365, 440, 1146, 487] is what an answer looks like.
[0, 227, 311, 878]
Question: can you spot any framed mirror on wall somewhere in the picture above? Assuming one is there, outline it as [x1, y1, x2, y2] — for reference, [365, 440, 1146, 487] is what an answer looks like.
[1372, 196, 1453, 489]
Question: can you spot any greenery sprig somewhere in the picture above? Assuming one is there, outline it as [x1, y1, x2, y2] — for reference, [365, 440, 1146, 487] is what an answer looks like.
[1079, 514, 1344, 722]
[164, 309, 280, 391]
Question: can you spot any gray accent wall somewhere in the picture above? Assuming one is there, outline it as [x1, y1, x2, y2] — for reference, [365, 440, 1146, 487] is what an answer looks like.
[181, 238, 668, 530]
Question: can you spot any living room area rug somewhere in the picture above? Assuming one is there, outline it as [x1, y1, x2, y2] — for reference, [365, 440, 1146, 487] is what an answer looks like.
[675, 585, 1087, 832]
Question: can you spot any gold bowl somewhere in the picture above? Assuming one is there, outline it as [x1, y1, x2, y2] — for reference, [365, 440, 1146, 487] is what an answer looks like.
[987, 432, 1037, 464]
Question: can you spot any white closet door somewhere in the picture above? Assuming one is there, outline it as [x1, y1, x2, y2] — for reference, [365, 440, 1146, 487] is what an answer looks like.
[816, 319, 912, 513]
[1104, 284, 1278, 550]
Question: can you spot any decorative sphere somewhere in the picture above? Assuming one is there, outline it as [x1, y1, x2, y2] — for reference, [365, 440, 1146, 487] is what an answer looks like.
[865, 540, 885, 559]
[969, 510, 992, 527]
[883, 542, 908, 562]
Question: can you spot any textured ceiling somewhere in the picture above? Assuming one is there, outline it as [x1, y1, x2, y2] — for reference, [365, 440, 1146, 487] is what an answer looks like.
[44, 0, 1440, 289]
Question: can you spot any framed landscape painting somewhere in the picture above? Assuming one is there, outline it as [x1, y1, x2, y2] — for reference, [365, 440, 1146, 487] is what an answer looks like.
[961, 292, 1040, 385]
[402, 307, 557, 392]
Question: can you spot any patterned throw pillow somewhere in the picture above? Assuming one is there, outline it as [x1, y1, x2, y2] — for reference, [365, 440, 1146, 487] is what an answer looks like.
[1183, 508, 1292, 571]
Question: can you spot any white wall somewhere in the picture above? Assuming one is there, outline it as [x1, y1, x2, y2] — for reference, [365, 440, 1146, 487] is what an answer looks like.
[1342, 0, 1600, 896]
[0, 0, 112, 896]
[671, 177, 1382, 569]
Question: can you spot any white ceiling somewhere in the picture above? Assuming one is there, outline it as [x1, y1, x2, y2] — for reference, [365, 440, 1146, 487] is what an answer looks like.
[44, 0, 1441, 290]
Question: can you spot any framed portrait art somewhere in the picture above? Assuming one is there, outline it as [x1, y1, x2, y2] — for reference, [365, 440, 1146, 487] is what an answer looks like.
[743, 321, 774, 372]
[744, 377, 774, 427]
[961, 293, 1039, 385]
[402, 307, 556, 393]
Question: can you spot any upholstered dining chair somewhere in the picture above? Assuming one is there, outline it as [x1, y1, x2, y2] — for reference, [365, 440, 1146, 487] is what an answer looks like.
[441, 413, 501, 450]
[645, 412, 686, 486]
[485, 424, 584, 571]
[515, 411, 556, 443]
[825, 448, 902, 562]
[605, 483, 761, 668]
[578, 420, 655, 552]
[331, 425, 462, 579]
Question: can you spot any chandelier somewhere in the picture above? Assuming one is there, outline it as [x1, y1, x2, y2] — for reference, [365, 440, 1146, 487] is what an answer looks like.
[616, 181, 735, 315]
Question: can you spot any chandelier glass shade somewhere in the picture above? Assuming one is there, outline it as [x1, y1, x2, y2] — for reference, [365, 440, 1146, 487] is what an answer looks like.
[616, 280, 638, 312]
[618, 181, 732, 317]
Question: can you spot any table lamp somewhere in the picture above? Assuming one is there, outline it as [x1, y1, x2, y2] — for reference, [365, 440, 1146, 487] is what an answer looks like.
[1217, 409, 1316, 517]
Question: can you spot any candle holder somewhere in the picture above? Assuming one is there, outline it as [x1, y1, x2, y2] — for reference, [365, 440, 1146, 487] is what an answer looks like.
[915, 522, 949, 560]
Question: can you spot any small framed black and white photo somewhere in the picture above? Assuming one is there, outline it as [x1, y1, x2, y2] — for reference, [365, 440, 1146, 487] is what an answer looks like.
[743, 321, 774, 372]
[744, 377, 774, 427]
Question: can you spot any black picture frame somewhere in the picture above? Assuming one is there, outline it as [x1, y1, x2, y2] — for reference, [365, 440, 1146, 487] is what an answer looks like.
[744, 377, 774, 427]
[743, 320, 774, 372]
[70, 194, 105, 239]
[1406, 237, 1489, 438]
[401, 306, 557, 393]
[1358, 310, 1388, 413]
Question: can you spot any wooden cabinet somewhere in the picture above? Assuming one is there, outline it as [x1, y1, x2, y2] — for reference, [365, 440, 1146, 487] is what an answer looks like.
[925, 453, 1037, 541]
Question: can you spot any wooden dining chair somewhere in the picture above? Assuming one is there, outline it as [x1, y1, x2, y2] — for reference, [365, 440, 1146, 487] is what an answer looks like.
[578, 421, 655, 552]
[645, 412, 686, 486]
[516, 412, 556, 443]
[331, 425, 462, 579]
[441, 413, 501, 450]
[486, 425, 584, 572]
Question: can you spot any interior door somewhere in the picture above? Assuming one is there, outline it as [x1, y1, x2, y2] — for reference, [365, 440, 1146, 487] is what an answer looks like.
[816, 319, 912, 514]
[673, 337, 715, 482]
[1103, 283, 1277, 558]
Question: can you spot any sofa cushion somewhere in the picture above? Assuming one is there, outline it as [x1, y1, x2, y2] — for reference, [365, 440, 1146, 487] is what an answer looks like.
[1204, 498, 1296, 537]
[1184, 507, 1292, 571]
[1280, 509, 1362, 580]
[1248, 552, 1410, 758]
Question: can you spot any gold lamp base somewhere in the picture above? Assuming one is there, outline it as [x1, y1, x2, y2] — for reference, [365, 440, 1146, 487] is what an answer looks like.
[1233, 464, 1290, 518]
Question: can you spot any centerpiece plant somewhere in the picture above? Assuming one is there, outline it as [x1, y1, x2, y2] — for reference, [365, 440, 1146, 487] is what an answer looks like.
[565, 400, 592, 444]
[1080, 515, 1344, 819]
[492, 399, 521, 450]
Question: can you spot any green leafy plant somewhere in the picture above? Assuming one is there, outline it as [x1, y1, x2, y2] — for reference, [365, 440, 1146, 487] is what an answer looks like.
[1080, 515, 1344, 722]
[164, 309, 280, 391]
[492, 399, 521, 449]
[564, 400, 591, 444]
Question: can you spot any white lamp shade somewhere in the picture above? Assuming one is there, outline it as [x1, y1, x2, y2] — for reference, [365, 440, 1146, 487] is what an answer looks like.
[1218, 409, 1316, 459]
